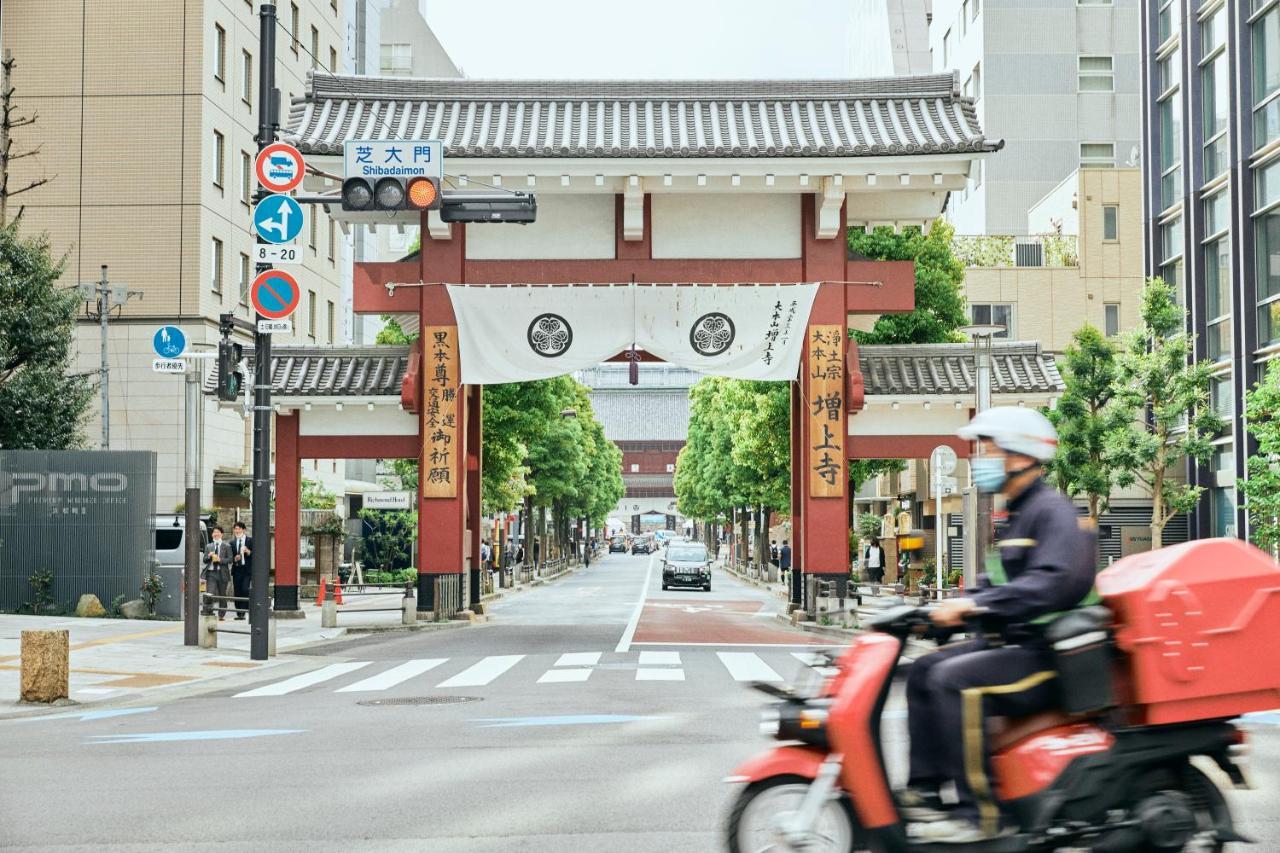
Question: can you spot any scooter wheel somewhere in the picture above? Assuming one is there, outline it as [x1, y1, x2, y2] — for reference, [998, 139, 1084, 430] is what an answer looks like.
[727, 775, 857, 853]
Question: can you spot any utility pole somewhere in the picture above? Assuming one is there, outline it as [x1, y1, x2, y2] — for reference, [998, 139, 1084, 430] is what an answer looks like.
[183, 361, 205, 645]
[1, 50, 53, 226]
[80, 266, 139, 450]
[248, 2, 279, 661]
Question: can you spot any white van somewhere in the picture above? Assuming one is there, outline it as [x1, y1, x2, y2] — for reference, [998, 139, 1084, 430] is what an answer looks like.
[153, 514, 207, 569]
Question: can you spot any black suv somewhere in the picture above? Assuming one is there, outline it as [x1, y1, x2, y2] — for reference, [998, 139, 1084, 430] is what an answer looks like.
[662, 543, 711, 591]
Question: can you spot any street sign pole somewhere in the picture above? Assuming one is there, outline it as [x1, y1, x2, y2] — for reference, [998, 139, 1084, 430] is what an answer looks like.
[930, 445, 957, 594]
[183, 364, 203, 646]
[249, 2, 278, 660]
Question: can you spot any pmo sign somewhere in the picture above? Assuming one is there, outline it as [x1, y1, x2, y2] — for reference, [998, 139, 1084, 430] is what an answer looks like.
[344, 140, 443, 180]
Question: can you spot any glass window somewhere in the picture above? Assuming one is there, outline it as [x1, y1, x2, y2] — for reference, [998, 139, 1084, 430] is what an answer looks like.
[1157, 1, 1178, 44]
[1207, 318, 1232, 361]
[308, 291, 316, 338]
[310, 26, 319, 69]
[1211, 486, 1236, 538]
[238, 253, 249, 307]
[1079, 55, 1114, 91]
[380, 43, 413, 76]
[1081, 142, 1115, 165]
[1105, 303, 1120, 336]
[1258, 298, 1280, 345]
[1205, 190, 1230, 237]
[1211, 376, 1234, 417]
[309, 208, 317, 248]
[327, 300, 335, 343]
[1201, 6, 1226, 55]
[1256, 157, 1280, 209]
[1158, 47, 1181, 94]
[327, 214, 335, 261]
[1212, 444, 1235, 475]
[213, 23, 226, 82]
[290, 3, 299, 53]
[972, 0, 980, 20]
[212, 130, 224, 188]
[241, 50, 252, 104]
[944, 29, 952, 66]
[962, 1, 969, 34]
[1255, 7, 1280, 149]
[1159, 92, 1183, 210]
[329, 46, 337, 73]
[211, 238, 223, 294]
[1162, 258, 1185, 305]
[1160, 218, 1184, 263]
[1204, 236, 1231, 320]
[970, 304, 1013, 338]
[1078, 0, 1112, 4]
[1103, 205, 1119, 239]
[1254, 211, 1280, 302]
[1202, 52, 1230, 178]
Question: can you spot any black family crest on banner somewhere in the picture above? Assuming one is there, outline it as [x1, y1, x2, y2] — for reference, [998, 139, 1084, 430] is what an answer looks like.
[689, 312, 735, 357]
[527, 313, 573, 358]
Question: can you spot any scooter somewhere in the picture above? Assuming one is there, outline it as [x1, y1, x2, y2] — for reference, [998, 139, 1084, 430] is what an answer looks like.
[723, 605, 1251, 853]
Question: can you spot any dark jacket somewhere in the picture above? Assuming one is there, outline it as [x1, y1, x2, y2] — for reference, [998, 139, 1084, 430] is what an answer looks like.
[779, 545, 792, 570]
[230, 535, 254, 572]
[971, 478, 1097, 634]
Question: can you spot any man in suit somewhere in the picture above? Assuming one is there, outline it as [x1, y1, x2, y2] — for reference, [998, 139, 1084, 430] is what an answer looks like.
[779, 540, 792, 581]
[202, 525, 232, 621]
[230, 521, 253, 621]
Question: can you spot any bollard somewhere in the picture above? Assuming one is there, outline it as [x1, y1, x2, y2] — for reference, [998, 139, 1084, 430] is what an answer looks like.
[321, 598, 338, 629]
[267, 614, 277, 657]
[401, 589, 416, 626]
[20, 630, 69, 703]
[199, 612, 218, 649]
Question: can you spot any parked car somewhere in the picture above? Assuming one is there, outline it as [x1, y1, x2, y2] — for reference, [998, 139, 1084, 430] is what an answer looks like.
[153, 514, 207, 570]
[609, 535, 629, 554]
[662, 542, 711, 591]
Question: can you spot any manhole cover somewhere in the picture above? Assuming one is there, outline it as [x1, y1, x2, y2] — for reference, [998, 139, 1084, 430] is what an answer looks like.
[357, 696, 482, 707]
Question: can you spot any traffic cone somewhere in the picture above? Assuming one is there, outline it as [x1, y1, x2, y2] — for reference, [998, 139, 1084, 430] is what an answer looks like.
[334, 576, 344, 605]
[316, 577, 327, 606]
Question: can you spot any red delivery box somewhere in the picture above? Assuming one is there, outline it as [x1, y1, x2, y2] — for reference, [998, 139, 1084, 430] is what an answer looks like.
[1096, 538, 1280, 726]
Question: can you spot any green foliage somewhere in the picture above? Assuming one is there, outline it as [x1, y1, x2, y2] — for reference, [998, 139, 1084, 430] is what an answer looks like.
[1045, 325, 1126, 520]
[24, 567, 55, 614]
[848, 459, 906, 493]
[376, 316, 417, 345]
[363, 567, 418, 585]
[675, 377, 790, 521]
[951, 234, 1015, 267]
[849, 220, 968, 345]
[856, 512, 884, 542]
[140, 572, 164, 616]
[358, 508, 416, 573]
[1241, 360, 1280, 551]
[304, 513, 347, 536]
[1105, 279, 1224, 547]
[300, 478, 338, 510]
[0, 222, 93, 449]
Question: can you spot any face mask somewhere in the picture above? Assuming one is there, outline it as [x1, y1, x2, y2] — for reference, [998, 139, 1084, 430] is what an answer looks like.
[972, 456, 1008, 493]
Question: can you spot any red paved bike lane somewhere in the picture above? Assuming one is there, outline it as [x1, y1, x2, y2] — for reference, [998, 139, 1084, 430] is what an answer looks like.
[631, 598, 829, 645]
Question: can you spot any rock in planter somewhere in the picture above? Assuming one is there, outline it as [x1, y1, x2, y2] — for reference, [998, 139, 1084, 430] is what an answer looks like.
[20, 630, 69, 703]
[74, 594, 107, 618]
[119, 599, 150, 619]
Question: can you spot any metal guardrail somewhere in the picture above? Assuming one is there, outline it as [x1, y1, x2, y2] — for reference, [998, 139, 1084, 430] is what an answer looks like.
[320, 582, 416, 628]
[199, 594, 276, 655]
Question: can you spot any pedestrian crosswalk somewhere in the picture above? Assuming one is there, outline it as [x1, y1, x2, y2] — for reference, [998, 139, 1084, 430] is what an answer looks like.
[231, 649, 837, 699]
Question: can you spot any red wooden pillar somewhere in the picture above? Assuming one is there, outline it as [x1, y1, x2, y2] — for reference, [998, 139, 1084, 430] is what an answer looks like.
[797, 195, 851, 610]
[273, 412, 301, 611]
[416, 215, 467, 612]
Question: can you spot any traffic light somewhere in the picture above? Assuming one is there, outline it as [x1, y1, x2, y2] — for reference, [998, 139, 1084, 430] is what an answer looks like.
[217, 340, 244, 401]
[341, 175, 441, 212]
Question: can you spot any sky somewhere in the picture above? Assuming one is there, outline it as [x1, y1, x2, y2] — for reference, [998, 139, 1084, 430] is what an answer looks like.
[422, 0, 870, 80]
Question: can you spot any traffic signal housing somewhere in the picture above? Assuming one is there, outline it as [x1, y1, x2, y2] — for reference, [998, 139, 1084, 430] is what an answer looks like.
[341, 175, 441, 212]
[217, 340, 244, 401]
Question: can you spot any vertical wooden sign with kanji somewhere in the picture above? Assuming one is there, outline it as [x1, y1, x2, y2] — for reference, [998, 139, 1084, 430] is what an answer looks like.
[807, 324, 845, 498]
[423, 326, 459, 499]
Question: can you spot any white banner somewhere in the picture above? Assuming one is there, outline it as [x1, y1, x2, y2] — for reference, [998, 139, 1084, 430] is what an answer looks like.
[447, 283, 817, 385]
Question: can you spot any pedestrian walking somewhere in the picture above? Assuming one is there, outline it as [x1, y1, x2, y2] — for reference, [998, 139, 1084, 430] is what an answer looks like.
[230, 522, 253, 620]
[202, 525, 232, 621]
[769, 539, 779, 566]
[779, 539, 792, 583]
[863, 538, 886, 585]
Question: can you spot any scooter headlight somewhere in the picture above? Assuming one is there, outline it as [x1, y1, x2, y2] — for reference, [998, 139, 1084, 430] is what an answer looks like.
[759, 707, 781, 737]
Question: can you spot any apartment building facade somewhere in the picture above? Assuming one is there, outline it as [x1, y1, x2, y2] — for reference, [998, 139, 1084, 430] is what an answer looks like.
[1141, 0, 1280, 541]
[931, 0, 1142, 235]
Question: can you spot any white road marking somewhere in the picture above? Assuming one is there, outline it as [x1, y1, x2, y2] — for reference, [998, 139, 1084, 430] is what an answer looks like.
[436, 655, 524, 688]
[554, 652, 601, 667]
[631, 641, 837, 648]
[235, 662, 371, 697]
[792, 652, 840, 677]
[335, 659, 447, 693]
[636, 668, 685, 681]
[638, 651, 681, 666]
[537, 668, 593, 684]
[614, 550, 657, 653]
[717, 652, 784, 682]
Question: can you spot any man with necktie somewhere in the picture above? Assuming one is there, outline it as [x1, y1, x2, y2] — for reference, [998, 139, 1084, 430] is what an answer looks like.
[202, 526, 232, 621]
[230, 521, 253, 621]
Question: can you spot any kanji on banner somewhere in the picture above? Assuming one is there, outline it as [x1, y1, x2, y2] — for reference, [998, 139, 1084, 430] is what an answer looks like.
[422, 326, 459, 499]
[807, 325, 845, 498]
[446, 283, 818, 385]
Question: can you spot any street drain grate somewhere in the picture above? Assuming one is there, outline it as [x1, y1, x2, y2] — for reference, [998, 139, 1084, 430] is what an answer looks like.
[356, 696, 481, 707]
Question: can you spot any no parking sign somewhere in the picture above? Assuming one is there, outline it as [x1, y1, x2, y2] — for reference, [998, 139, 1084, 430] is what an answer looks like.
[250, 269, 301, 320]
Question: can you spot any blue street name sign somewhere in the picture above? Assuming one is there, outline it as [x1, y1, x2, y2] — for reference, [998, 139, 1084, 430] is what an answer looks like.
[253, 194, 304, 244]
[153, 326, 187, 358]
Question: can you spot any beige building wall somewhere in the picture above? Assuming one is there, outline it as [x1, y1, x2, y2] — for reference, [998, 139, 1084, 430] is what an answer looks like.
[963, 168, 1144, 354]
[6, 0, 352, 511]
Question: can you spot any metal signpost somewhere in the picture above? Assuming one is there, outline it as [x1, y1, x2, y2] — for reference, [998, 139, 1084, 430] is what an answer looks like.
[930, 444, 958, 592]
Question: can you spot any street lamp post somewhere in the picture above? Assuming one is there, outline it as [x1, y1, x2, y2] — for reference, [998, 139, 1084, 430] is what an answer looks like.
[959, 324, 1003, 588]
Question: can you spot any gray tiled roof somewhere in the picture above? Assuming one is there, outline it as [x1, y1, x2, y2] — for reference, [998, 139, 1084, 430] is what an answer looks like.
[203, 346, 409, 397]
[286, 73, 999, 159]
[590, 390, 690, 441]
[859, 342, 1063, 396]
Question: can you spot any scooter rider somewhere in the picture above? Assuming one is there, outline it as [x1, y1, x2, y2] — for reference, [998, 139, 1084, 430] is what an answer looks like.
[900, 407, 1097, 844]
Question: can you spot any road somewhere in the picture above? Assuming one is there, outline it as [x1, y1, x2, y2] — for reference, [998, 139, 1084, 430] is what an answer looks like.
[1, 550, 1276, 852]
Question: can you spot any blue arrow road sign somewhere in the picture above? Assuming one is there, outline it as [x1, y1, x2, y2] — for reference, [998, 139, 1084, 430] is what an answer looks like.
[253, 194, 304, 244]
[153, 326, 186, 358]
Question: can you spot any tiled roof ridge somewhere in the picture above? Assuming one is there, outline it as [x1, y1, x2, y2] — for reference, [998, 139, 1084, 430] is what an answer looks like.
[308, 72, 962, 102]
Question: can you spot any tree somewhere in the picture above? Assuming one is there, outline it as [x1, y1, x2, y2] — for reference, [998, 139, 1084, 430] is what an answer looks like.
[300, 478, 338, 509]
[357, 508, 415, 573]
[848, 220, 968, 345]
[1106, 278, 1224, 549]
[1045, 325, 1125, 521]
[0, 222, 92, 449]
[1240, 360, 1280, 552]
[1, 54, 53, 226]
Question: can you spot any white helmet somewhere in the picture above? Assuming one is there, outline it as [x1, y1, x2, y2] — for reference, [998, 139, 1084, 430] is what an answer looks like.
[957, 406, 1058, 461]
